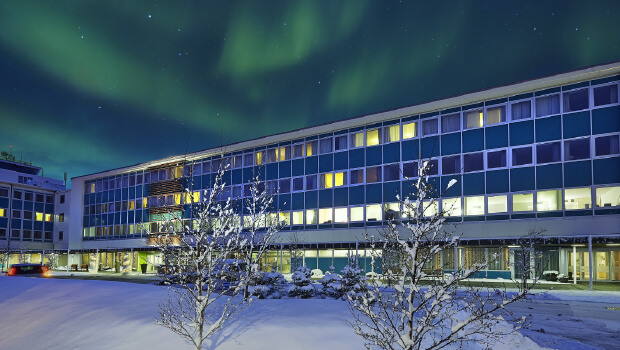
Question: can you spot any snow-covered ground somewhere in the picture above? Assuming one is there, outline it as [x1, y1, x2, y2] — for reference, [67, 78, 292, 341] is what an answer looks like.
[0, 276, 619, 350]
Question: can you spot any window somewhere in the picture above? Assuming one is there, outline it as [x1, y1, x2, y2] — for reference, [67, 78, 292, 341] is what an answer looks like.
[292, 177, 304, 191]
[596, 186, 620, 207]
[334, 135, 347, 151]
[0, 208, 4, 217]
[464, 196, 485, 215]
[305, 209, 317, 224]
[318, 208, 332, 224]
[59, 231, 64, 241]
[255, 151, 265, 165]
[464, 110, 483, 129]
[537, 142, 561, 164]
[564, 187, 591, 210]
[563, 88, 589, 112]
[595, 135, 620, 156]
[366, 129, 381, 146]
[463, 153, 484, 172]
[537, 190, 562, 211]
[487, 150, 506, 169]
[513, 193, 534, 212]
[402, 161, 419, 178]
[564, 138, 590, 161]
[366, 166, 381, 183]
[441, 113, 460, 133]
[443, 197, 462, 217]
[512, 147, 532, 166]
[334, 207, 348, 223]
[442, 155, 460, 175]
[593, 84, 619, 106]
[23, 230, 31, 240]
[278, 146, 291, 161]
[535, 94, 560, 117]
[383, 202, 400, 220]
[232, 155, 243, 168]
[59, 213, 65, 222]
[350, 132, 364, 148]
[306, 141, 317, 156]
[266, 148, 277, 163]
[24, 192, 33, 201]
[12, 229, 20, 238]
[243, 154, 253, 167]
[35, 212, 44, 221]
[486, 106, 505, 125]
[0, 188, 8, 197]
[383, 125, 400, 143]
[14, 190, 22, 200]
[383, 164, 400, 181]
[422, 119, 438, 136]
[306, 175, 317, 190]
[350, 169, 364, 184]
[279, 179, 290, 193]
[334, 172, 346, 187]
[291, 211, 304, 225]
[292, 144, 304, 158]
[422, 200, 438, 217]
[366, 204, 382, 221]
[0, 228, 4, 237]
[320, 173, 333, 189]
[402, 122, 417, 139]
[350, 206, 364, 221]
[511, 100, 531, 120]
[12, 210, 20, 219]
[319, 138, 333, 154]
[424, 159, 439, 175]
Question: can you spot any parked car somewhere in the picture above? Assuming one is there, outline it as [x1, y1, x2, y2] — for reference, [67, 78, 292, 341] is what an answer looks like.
[6, 263, 51, 278]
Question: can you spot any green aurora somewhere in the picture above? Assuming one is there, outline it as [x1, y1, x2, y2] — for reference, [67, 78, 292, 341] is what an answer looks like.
[1, 1, 619, 183]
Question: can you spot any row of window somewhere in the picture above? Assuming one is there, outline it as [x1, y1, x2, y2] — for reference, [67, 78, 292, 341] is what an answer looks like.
[0, 209, 55, 222]
[0, 228, 54, 241]
[0, 188, 54, 203]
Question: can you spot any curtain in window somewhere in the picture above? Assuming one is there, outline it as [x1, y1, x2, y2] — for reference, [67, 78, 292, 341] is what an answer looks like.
[535, 95, 560, 117]
[384, 125, 400, 142]
[511, 101, 531, 120]
[319, 139, 332, 154]
[422, 119, 438, 135]
[350, 132, 364, 147]
[441, 114, 459, 133]
[486, 106, 505, 125]
[465, 110, 482, 129]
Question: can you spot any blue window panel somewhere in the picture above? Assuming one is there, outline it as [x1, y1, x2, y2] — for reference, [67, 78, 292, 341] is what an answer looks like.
[563, 111, 591, 139]
[319, 189, 333, 208]
[128, 211, 135, 223]
[509, 120, 534, 146]
[349, 186, 365, 205]
[421, 136, 440, 158]
[266, 163, 278, 180]
[333, 152, 349, 171]
[115, 189, 121, 199]
[0, 197, 8, 207]
[278, 194, 291, 210]
[12, 200, 22, 210]
[462, 129, 484, 152]
[510, 167, 535, 192]
[564, 161, 592, 187]
[366, 146, 382, 166]
[120, 213, 127, 224]
[562, 81, 589, 91]
[485, 124, 508, 149]
[232, 169, 242, 184]
[114, 212, 121, 224]
[135, 210, 142, 222]
[101, 191, 109, 202]
[95, 192, 102, 202]
[535, 115, 562, 142]
[202, 174, 212, 187]
[183, 206, 193, 219]
[349, 148, 365, 168]
[536, 164, 563, 189]
[334, 188, 348, 206]
[366, 184, 382, 203]
[33, 220, 42, 230]
[305, 156, 318, 175]
[441, 133, 461, 155]
[291, 193, 304, 210]
[383, 181, 400, 202]
[23, 220, 32, 230]
[129, 188, 136, 200]
[592, 105, 620, 134]
[594, 157, 620, 184]
[34, 202, 43, 212]
[402, 139, 420, 161]
[463, 173, 485, 195]
[383, 143, 401, 163]
[401, 181, 417, 198]
[427, 177, 440, 197]
[221, 170, 232, 185]
[0, 217, 7, 228]
[107, 213, 114, 224]
[486, 170, 509, 194]
[242, 168, 253, 183]
[45, 204, 54, 213]
[305, 191, 318, 208]
[292, 159, 304, 177]
[23, 201, 33, 211]
[279, 161, 291, 178]
[121, 189, 128, 200]
[442, 175, 462, 197]
[319, 154, 334, 173]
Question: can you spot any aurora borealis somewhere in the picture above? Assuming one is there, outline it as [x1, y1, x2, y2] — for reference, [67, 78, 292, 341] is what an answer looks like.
[1, 1, 620, 183]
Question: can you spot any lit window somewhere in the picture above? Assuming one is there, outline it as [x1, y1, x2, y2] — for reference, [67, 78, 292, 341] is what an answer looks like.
[350, 132, 364, 148]
[383, 202, 400, 220]
[593, 84, 619, 106]
[0, 208, 4, 217]
[537, 190, 562, 211]
[320, 173, 334, 189]
[564, 138, 590, 161]
[596, 186, 620, 207]
[564, 187, 591, 210]
[511, 100, 531, 120]
[595, 135, 620, 156]
[350, 169, 364, 184]
[174, 193, 181, 205]
[563, 88, 589, 112]
[463, 153, 484, 172]
[402, 122, 417, 139]
[464, 196, 485, 216]
[443, 197, 462, 217]
[537, 142, 561, 164]
[334, 207, 348, 223]
[318, 208, 332, 224]
[422, 119, 438, 136]
[486, 106, 506, 125]
[306, 141, 317, 156]
[232, 155, 243, 168]
[383, 125, 400, 143]
[278, 146, 290, 161]
[334, 135, 347, 151]
[441, 113, 460, 133]
[255, 151, 264, 165]
[278, 212, 290, 225]
[291, 211, 304, 225]
[366, 129, 381, 146]
[366, 204, 382, 221]
[350, 206, 364, 221]
[536, 94, 560, 117]
[512, 147, 532, 166]
[45, 214, 52, 222]
[305, 209, 317, 225]
[513, 193, 534, 212]
[129, 201, 135, 210]
[35, 212, 44, 221]
[334, 172, 346, 187]
[464, 110, 483, 129]
[422, 200, 438, 217]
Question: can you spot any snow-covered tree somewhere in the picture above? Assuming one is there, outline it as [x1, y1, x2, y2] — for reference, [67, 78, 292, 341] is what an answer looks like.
[347, 160, 536, 350]
[288, 265, 315, 298]
[153, 165, 280, 350]
[339, 255, 367, 300]
[250, 269, 286, 299]
[319, 266, 343, 299]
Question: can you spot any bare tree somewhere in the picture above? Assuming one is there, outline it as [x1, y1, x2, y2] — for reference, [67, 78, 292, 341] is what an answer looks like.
[347, 161, 536, 350]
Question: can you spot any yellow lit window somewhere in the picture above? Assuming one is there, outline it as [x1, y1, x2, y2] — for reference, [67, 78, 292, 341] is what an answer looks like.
[402, 122, 417, 139]
[384, 125, 400, 143]
[537, 190, 561, 211]
[366, 204, 382, 221]
[291, 211, 304, 225]
[465, 110, 483, 129]
[129, 200, 135, 210]
[596, 186, 620, 207]
[255, 151, 264, 165]
[90, 183, 95, 193]
[174, 193, 181, 205]
[278, 147, 287, 161]
[306, 141, 317, 156]
[366, 129, 380, 146]
[464, 196, 485, 215]
[36, 212, 44, 221]
[0, 208, 4, 217]
[513, 193, 534, 212]
[442, 197, 462, 216]
[278, 212, 290, 225]
[350, 132, 364, 148]
[321, 173, 333, 189]
[318, 208, 333, 224]
[45, 214, 52, 222]
[334, 207, 348, 223]
[305, 209, 317, 224]
[350, 206, 364, 221]
[422, 200, 439, 217]
[488, 195, 507, 213]
[174, 166, 183, 178]
[334, 172, 346, 187]
[143, 197, 148, 208]
[564, 187, 591, 210]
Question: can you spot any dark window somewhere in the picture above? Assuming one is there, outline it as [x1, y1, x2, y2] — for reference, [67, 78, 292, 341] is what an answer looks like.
[536, 94, 560, 117]
[595, 135, 620, 156]
[350, 169, 364, 184]
[593, 84, 618, 106]
[511, 100, 531, 120]
[46, 195, 53, 204]
[12, 210, 21, 219]
[536, 142, 561, 164]
[23, 230, 32, 239]
[34, 230, 42, 240]
[442, 155, 461, 175]
[383, 164, 400, 182]
[24, 192, 33, 201]
[292, 177, 304, 191]
[0, 188, 8, 197]
[292, 144, 304, 158]
[306, 175, 317, 190]
[136, 174, 143, 184]
[279, 179, 290, 193]
[59, 231, 64, 241]
[487, 150, 507, 168]
[512, 147, 532, 166]
[422, 119, 438, 136]
[35, 193, 44, 202]
[564, 138, 590, 161]
[425, 159, 439, 175]
[366, 166, 382, 183]
[59, 194, 65, 204]
[0, 228, 5, 237]
[563, 89, 589, 112]
[45, 231, 52, 240]
[402, 161, 419, 178]
[334, 135, 347, 151]
[24, 211, 33, 220]
[441, 113, 460, 133]
[463, 153, 484, 172]
[13, 190, 22, 200]
[12, 229, 20, 238]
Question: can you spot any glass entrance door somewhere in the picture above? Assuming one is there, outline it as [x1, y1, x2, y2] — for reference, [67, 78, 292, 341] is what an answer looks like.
[595, 251, 609, 280]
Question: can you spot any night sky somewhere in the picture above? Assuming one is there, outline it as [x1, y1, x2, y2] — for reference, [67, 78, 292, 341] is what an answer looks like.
[1, 1, 620, 184]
